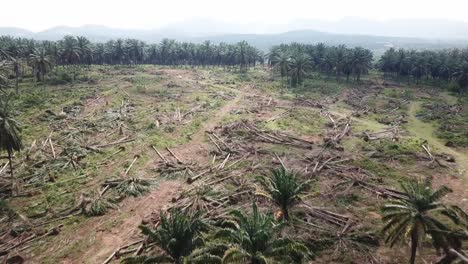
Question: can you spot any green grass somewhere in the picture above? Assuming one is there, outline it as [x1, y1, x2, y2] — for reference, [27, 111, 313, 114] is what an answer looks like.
[262, 108, 326, 136]
[352, 158, 404, 180]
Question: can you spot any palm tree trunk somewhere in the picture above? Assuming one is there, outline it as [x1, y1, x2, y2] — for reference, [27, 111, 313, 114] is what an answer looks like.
[8, 150, 14, 195]
[282, 207, 290, 221]
[15, 76, 19, 94]
[410, 229, 418, 264]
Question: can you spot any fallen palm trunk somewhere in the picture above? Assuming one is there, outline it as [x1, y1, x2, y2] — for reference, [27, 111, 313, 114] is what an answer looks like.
[187, 156, 243, 184]
[421, 144, 450, 168]
[186, 169, 210, 184]
[102, 239, 145, 264]
[295, 98, 327, 109]
[151, 145, 168, 163]
[98, 146, 126, 165]
[274, 153, 287, 170]
[363, 127, 400, 141]
[236, 122, 314, 149]
[166, 147, 183, 164]
[124, 155, 140, 176]
[267, 109, 292, 122]
[207, 133, 223, 153]
[300, 203, 351, 227]
[323, 118, 352, 148]
[0, 224, 63, 254]
[449, 249, 468, 263]
[90, 137, 135, 149]
[326, 166, 408, 200]
[48, 138, 56, 159]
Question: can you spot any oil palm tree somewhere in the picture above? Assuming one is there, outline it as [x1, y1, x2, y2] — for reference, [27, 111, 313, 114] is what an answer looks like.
[59, 36, 81, 65]
[9, 58, 23, 94]
[0, 45, 11, 60]
[75, 36, 93, 66]
[288, 52, 312, 87]
[381, 178, 468, 264]
[216, 202, 310, 263]
[236, 41, 250, 72]
[0, 96, 22, 182]
[113, 38, 126, 64]
[256, 167, 310, 220]
[270, 50, 290, 87]
[126, 39, 145, 65]
[350, 47, 373, 82]
[123, 209, 215, 264]
[0, 61, 10, 88]
[453, 62, 468, 94]
[28, 49, 53, 82]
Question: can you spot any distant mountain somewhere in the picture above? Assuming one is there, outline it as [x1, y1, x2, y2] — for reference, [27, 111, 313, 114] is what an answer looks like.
[193, 30, 468, 53]
[3, 17, 468, 40]
[31, 25, 158, 42]
[284, 18, 468, 39]
[1, 22, 468, 53]
[0, 27, 34, 38]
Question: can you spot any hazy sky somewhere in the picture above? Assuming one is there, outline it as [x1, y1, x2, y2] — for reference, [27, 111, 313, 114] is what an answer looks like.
[3, 0, 468, 31]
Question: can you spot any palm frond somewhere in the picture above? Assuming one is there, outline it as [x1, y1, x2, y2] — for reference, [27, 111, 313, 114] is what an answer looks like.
[222, 247, 250, 263]
[116, 178, 151, 197]
[85, 195, 118, 216]
[122, 255, 173, 264]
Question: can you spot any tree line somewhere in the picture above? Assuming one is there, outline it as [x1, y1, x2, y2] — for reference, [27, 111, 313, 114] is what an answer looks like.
[378, 48, 468, 93]
[1, 35, 468, 92]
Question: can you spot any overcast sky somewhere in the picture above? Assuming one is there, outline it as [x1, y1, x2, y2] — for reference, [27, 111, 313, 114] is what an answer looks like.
[2, 0, 468, 31]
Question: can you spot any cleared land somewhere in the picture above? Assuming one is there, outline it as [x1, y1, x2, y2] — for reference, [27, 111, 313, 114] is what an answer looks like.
[1, 65, 467, 263]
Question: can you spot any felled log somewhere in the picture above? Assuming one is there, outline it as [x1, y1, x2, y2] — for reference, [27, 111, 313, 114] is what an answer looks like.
[239, 122, 314, 149]
[91, 137, 135, 149]
[300, 203, 350, 227]
[187, 170, 210, 184]
[295, 98, 327, 109]
[267, 109, 291, 122]
[363, 127, 400, 141]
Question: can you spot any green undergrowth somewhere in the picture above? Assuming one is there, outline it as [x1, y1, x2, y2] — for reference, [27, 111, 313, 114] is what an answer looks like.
[416, 99, 468, 147]
[352, 157, 403, 180]
[261, 109, 326, 136]
[363, 138, 424, 162]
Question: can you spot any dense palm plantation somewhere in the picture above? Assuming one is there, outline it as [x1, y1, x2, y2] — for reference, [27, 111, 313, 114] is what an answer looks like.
[0, 36, 262, 70]
[268, 43, 373, 86]
[379, 48, 468, 92]
[2, 35, 468, 92]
